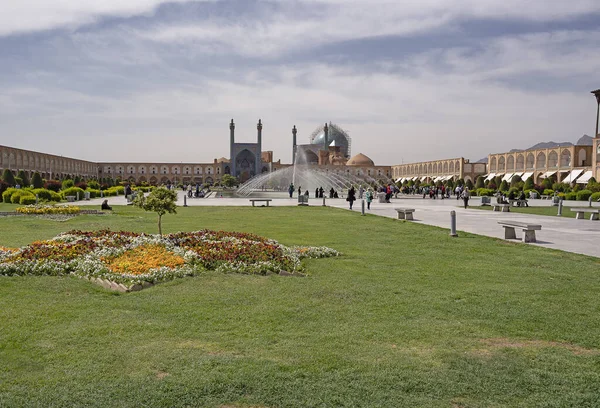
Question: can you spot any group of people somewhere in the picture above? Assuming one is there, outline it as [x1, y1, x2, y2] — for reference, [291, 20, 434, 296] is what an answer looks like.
[496, 190, 529, 207]
[185, 184, 209, 198]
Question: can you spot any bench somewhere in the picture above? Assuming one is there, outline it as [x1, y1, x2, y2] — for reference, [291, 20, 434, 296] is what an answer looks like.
[492, 204, 510, 212]
[66, 195, 76, 202]
[480, 196, 491, 206]
[498, 220, 542, 243]
[540, 195, 550, 200]
[250, 199, 272, 207]
[395, 208, 415, 220]
[570, 208, 600, 220]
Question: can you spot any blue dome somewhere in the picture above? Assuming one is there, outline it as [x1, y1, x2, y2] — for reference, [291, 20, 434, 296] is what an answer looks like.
[310, 123, 351, 158]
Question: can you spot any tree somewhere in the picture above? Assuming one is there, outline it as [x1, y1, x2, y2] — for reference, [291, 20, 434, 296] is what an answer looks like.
[541, 177, 553, 190]
[465, 179, 474, 190]
[17, 170, 29, 187]
[31, 172, 43, 188]
[475, 176, 485, 189]
[499, 180, 509, 191]
[133, 187, 177, 236]
[221, 174, 238, 188]
[2, 169, 16, 186]
[510, 175, 522, 188]
[524, 177, 534, 190]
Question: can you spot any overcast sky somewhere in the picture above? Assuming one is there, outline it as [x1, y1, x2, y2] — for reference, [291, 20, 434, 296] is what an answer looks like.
[1, 0, 599, 165]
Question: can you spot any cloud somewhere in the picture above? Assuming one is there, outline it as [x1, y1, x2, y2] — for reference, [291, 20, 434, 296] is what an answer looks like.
[0, 0, 213, 37]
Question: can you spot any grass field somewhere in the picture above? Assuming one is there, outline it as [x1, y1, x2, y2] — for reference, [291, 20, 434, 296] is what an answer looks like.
[471, 203, 589, 218]
[1, 205, 599, 407]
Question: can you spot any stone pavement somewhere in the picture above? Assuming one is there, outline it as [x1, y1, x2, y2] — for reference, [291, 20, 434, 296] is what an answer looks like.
[79, 192, 600, 258]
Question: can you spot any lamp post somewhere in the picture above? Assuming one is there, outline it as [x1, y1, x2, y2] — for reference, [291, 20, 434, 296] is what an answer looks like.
[593, 89, 600, 138]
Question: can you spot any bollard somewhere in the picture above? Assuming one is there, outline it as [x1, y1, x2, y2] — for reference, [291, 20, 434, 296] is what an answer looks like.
[100, 190, 103, 198]
[557, 198, 563, 216]
[76, 192, 79, 201]
[183, 195, 187, 207]
[450, 210, 458, 237]
[589, 196, 593, 208]
[322, 196, 326, 207]
[361, 199, 365, 215]
[35, 194, 39, 205]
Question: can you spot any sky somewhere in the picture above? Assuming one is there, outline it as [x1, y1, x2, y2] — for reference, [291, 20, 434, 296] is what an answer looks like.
[1, 0, 599, 165]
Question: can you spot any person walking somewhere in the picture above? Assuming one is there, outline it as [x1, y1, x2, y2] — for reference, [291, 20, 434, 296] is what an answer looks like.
[461, 188, 470, 209]
[365, 188, 373, 210]
[288, 183, 294, 198]
[347, 186, 356, 210]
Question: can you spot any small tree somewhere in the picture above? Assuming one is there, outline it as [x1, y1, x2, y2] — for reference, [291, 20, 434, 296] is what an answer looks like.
[541, 177, 553, 190]
[499, 180, 509, 192]
[17, 170, 30, 187]
[523, 177, 534, 191]
[465, 179, 474, 190]
[62, 179, 74, 190]
[221, 174, 237, 188]
[133, 187, 177, 236]
[2, 169, 16, 186]
[31, 172, 43, 188]
[475, 176, 485, 189]
[510, 175, 522, 188]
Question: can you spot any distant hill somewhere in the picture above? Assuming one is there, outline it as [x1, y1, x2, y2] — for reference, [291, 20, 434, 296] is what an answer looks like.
[507, 135, 592, 153]
[478, 135, 592, 163]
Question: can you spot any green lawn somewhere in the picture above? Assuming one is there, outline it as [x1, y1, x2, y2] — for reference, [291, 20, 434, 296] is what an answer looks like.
[471, 202, 593, 218]
[1, 205, 599, 407]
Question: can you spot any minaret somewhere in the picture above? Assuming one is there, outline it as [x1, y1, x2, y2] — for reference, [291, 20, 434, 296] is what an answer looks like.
[230, 119, 235, 176]
[324, 122, 329, 148]
[256, 119, 263, 176]
[292, 125, 297, 164]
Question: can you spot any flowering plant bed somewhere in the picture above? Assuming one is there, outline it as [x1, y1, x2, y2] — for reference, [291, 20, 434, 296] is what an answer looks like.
[16, 204, 81, 215]
[0, 229, 340, 291]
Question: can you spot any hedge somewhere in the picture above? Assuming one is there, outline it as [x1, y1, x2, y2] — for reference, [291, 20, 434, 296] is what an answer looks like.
[19, 195, 37, 205]
[60, 187, 86, 200]
[10, 190, 35, 204]
[2, 188, 18, 203]
[475, 188, 494, 197]
[591, 192, 600, 202]
[32, 188, 61, 202]
[576, 190, 593, 201]
[86, 189, 101, 198]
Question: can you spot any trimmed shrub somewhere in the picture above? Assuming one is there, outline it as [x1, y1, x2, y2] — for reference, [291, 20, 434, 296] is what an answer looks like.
[44, 180, 61, 192]
[86, 189, 101, 198]
[475, 176, 485, 189]
[576, 189, 593, 201]
[2, 188, 18, 203]
[107, 186, 125, 195]
[499, 180, 509, 192]
[476, 188, 494, 197]
[76, 182, 88, 191]
[62, 179, 75, 190]
[17, 170, 30, 187]
[10, 190, 35, 204]
[591, 192, 600, 202]
[31, 172, 43, 189]
[564, 192, 577, 201]
[543, 189, 554, 196]
[87, 180, 100, 190]
[541, 178, 553, 190]
[14, 177, 23, 186]
[61, 187, 85, 200]
[0, 181, 8, 196]
[19, 195, 37, 205]
[2, 169, 16, 186]
[31, 188, 61, 202]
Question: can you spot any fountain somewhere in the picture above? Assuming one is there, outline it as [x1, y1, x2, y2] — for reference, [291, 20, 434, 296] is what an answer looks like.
[236, 148, 389, 198]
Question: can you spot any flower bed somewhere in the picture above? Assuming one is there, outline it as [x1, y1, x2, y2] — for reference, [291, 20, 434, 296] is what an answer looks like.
[0, 229, 340, 291]
[16, 204, 81, 215]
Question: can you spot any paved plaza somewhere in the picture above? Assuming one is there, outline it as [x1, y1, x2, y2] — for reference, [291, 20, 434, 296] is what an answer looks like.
[81, 192, 600, 258]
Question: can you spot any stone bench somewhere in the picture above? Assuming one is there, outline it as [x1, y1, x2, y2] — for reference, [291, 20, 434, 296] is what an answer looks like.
[66, 195, 76, 202]
[540, 195, 551, 200]
[250, 199, 272, 207]
[498, 220, 542, 243]
[570, 208, 600, 220]
[395, 208, 415, 220]
[492, 204, 510, 212]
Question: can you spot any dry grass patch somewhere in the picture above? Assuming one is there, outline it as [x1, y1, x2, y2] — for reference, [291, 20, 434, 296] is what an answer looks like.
[479, 337, 600, 356]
